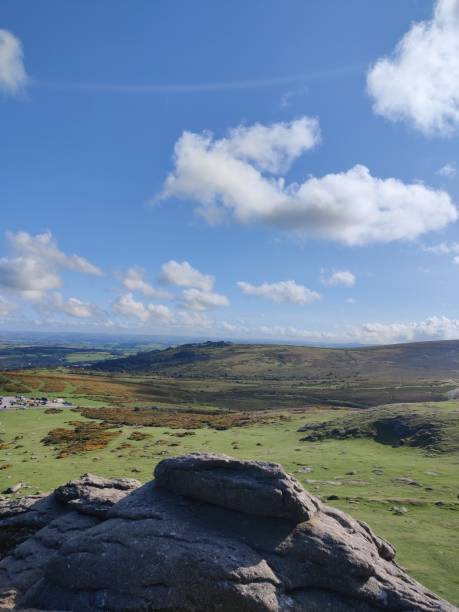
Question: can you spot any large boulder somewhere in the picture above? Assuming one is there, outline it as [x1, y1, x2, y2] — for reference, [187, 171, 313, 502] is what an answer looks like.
[0, 453, 456, 611]
[154, 453, 321, 522]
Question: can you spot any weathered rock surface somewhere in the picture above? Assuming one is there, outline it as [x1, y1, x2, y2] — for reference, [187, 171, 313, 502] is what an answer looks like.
[154, 453, 321, 522]
[0, 453, 456, 611]
[54, 473, 140, 517]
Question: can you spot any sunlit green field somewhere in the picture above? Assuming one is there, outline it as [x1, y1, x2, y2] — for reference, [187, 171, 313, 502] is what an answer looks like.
[1, 404, 458, 604]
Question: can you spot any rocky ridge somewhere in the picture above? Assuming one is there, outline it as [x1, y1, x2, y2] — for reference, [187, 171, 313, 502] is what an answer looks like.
[0, 453, 456, 611]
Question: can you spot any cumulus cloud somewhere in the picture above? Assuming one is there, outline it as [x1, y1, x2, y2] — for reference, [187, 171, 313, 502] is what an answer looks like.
[220, 117, 320, 173]
[49, 293, 98, 318]
[0, 256, 61, 300]
[120, 267, 172, 299]
[182, 288, 229, 311]
[160, 260, 214, 291]
[367, 0, 459, 135]
[160, 123, 456, 245]
[112, 293, 173, 323]
[437, 163, 457, 178]
[8, 231, 102, 276]
[321, 269, 356, 287]
[147, 303, 174, 321]
[0, 29, 28, 94]
[0, 231, 102, 301]
[237, 280, 321, 305]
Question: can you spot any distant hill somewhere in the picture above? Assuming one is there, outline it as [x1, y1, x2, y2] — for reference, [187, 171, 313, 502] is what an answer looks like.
[85, 339, 459, 407]
[90, 338, 459, 383]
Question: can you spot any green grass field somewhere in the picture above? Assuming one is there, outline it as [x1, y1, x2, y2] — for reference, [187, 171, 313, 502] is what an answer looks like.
[1, 404, 458, 604]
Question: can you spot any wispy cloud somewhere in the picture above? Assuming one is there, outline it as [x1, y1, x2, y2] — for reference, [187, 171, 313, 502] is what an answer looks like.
[437, 163, 457, 178]
[36, 64, 362, 95]
[238, 280, 321, 305]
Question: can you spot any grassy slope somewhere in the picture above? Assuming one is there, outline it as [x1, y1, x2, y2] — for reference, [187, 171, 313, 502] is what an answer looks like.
[299, 401, 459, 453]
[1, 405, 458, 605]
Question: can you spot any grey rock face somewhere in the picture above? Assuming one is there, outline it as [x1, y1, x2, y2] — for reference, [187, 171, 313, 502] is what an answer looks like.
[154, 453, 321, 522]
[54, 473, 140, 517]
[0, 453, 456, 612]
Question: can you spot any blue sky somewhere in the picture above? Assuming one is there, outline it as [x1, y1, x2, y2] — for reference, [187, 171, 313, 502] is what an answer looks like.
[1, 0, 459, 344]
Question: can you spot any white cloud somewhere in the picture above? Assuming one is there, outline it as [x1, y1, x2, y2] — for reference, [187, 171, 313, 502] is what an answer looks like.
[112, 293, 173, 323]
[0, 29, 28, 94]
[120, 267, 172, 299]
[422, 241, 459, 255]
[160, 124, 456, 245]
[437, 163, 457, 178]
[280, 91, 293, 109]
[0, 256, 61, 300]
[321, 269, 356, 287]
[175, 309, 213, 329]
[350, 316, 459, 344]
[224, 315, 459, 345]
[220, 117, 320, 173]
[50, 293, 98, 318]
[147, 303, 174, 321]
[112, 293, 152, 322]
[237, 280, 321, 304]
[0, 231, 102, 301]
[367, 0, 459, 135]
[160, 260, 214, 291]
[0, 295, 15, 317]
[8, 231, 102, 276]
[182, 288, 229, 311]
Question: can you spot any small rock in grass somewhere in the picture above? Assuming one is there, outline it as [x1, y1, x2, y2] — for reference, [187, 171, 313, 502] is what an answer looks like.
[392, 506, 408, 515]
[3, 482, 24, 494]
[392, 477, 420, 486]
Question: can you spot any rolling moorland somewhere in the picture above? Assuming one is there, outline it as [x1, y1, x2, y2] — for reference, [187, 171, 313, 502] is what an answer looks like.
[0, 333, 169, 369]
[0, 338, 459, 604]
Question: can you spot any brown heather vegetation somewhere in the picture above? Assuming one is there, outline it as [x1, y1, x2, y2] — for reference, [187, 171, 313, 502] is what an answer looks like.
[79, 406, 291, 430]
[127, 431, 151, 441]
[41, 421, 120, 458]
